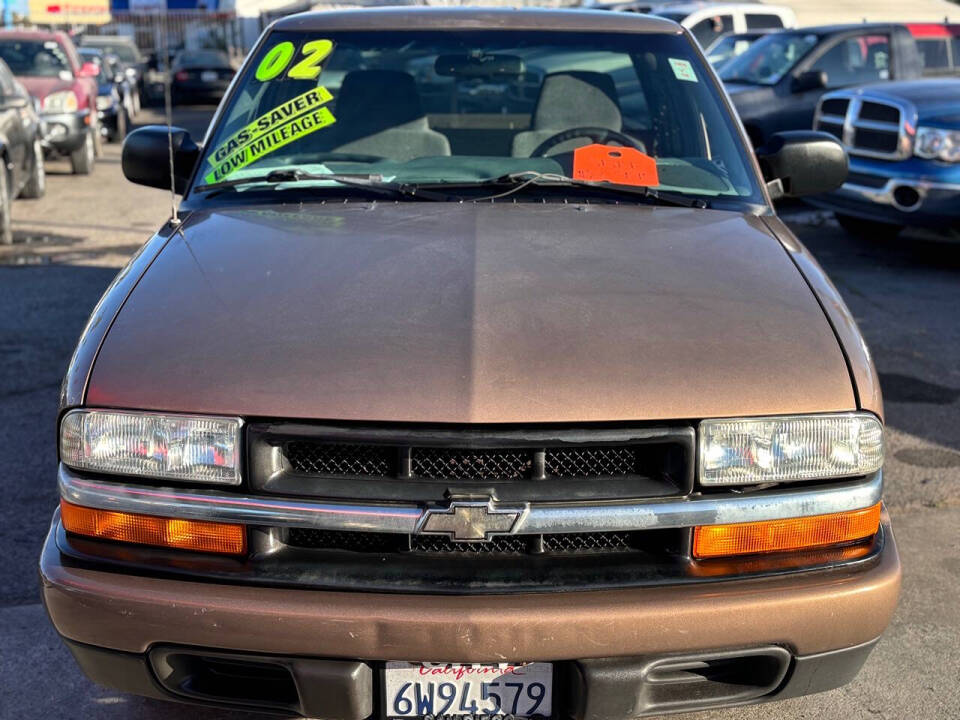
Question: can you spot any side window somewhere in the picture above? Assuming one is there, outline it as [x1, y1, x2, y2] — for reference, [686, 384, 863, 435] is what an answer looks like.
[746, 14, 784, 30]
[917, 38, 950, 71]
[812, 35, 890, 88]
[690, 15, 734, 48]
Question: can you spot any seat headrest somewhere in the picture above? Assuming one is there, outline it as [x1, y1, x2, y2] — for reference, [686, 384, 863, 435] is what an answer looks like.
[334, 70, 427, 139]
[531, 71, 622, 131]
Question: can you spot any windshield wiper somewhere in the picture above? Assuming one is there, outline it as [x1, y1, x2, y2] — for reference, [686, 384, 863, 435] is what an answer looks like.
[414, 171, 708, 208]
[719, 75, 762, 85]
[193, 169, 451, 200]
[193, 169, 707, 208]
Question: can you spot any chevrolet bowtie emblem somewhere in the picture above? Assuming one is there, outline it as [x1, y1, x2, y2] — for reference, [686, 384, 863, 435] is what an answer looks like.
[417, 501, 524, 542]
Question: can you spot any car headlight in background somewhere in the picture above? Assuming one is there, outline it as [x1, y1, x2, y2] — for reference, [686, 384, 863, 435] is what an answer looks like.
[914, 126, 960, 162]
[60, 410, 241, 485]
[95, 95, 114, 111]
[42, 90, 78, 114]
[699, 413, 883, 486]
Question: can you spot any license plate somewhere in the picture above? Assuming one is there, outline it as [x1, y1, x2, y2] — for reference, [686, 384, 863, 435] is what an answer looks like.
[201, 70, 218, 82]
[385, 662, 552, 718]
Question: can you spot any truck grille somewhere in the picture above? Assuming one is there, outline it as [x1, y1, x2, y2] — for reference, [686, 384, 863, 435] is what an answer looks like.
[286, 442, 392, 477]
[815, 93, 908, 160]
[286, 443, 649, 481]
[249, 423, 695, 503]
[412, 447, 532, 481]
[286, 528, 640, 555]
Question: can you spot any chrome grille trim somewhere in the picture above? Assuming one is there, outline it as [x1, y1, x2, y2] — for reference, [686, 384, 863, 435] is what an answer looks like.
[59, 466, 883, 536]
[815, 90, 917, 161]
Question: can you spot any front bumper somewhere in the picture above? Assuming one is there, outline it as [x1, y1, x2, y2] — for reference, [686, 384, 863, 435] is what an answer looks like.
[41, 110, 91, 154]
[807, 155, 960, 229]
[96, 103, 120, 134]
[60, 636, 881, 719]
[41, 508, 900, 716]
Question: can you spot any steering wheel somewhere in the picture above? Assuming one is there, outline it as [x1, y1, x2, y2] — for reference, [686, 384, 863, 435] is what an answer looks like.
[529, 127, 643, 158]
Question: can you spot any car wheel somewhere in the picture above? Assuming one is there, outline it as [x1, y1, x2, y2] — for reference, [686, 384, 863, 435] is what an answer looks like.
[0, 166, 13, 245]
[110, 110, 128, 143]
[92, 117, 104, 158]
[70, 131, 95, 175]
[835, 213, 903, 241]
[19, 138, 46, 199]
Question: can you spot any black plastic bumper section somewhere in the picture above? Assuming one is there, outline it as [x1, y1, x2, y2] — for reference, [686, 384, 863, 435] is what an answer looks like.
[63, 638, 879, 719]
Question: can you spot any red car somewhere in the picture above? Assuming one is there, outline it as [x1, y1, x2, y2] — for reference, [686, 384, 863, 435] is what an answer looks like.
[0, 30, 100, 174]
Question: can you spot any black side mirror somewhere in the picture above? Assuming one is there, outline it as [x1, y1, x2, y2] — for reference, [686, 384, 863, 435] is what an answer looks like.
[756, 130, 848, 199]
[791, 70, 827, 93]
[122, 126, 200, 194]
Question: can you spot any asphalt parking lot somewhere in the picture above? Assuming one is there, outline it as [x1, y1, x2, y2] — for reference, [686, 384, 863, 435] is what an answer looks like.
[0, 106, 958, 720]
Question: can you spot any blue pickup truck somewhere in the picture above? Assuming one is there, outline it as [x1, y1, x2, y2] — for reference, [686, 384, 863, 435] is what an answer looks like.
[807, 78, 960, 238]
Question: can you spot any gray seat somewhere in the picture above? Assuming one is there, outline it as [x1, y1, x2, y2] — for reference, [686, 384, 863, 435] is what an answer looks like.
[511, 71, 623, 158]
[328, 70, 450, 161]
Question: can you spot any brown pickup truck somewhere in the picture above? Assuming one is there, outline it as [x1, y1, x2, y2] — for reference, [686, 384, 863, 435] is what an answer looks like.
[41, 8, 899, 719]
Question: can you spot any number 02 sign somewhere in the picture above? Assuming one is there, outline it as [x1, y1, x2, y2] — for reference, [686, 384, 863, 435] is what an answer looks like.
[255, 39, 335, 81]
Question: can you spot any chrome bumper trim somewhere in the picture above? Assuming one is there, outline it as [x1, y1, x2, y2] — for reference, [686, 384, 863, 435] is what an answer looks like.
[839, 178, 960, 212]
[58, 466, 883, 535]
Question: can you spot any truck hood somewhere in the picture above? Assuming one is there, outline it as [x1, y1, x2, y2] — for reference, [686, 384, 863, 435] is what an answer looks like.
[723, 83, 776, 122]
[86, 203, 855, 423]
[17, 75, 72, 100]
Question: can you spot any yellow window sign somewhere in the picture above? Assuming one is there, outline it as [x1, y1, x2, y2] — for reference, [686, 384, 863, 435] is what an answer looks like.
[205, 86, 336, 185]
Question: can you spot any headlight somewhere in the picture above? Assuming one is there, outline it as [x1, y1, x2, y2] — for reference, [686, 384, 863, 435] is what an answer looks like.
[42, 90, 78, 114]
[914, 126, 960, 162]
[95, 95, 114, 111]
[60, 410, 241, 485]
[699, 413, 883, 486]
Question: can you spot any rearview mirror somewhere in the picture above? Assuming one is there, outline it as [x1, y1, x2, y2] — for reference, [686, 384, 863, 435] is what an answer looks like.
[791, 70, 827, 93]
[435, 54, 525, 77]
[756, 131, 847, 199]
[122, 125, 200, 194]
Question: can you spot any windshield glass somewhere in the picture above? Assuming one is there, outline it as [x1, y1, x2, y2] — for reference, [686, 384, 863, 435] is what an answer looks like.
[720, 32, 819, 84]
[175, 50, 231, 68]
[84, 40, 138, 63]
[197, 30, 761, 204]
[706, 35, 754, 67]
[0, 39, 70, 77]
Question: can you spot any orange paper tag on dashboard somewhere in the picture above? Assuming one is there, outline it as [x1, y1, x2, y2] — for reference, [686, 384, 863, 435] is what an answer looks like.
[573, 144, 658, 187]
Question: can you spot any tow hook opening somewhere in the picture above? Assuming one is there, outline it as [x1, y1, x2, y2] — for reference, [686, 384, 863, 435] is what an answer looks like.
[576, 646, 793, 717]
[891, 185, 922, 212]
[151, 650, 300, 711]
[148, 647, 373, 718]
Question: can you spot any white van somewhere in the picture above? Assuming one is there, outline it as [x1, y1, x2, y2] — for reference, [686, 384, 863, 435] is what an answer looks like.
[598, 3, 798, 48]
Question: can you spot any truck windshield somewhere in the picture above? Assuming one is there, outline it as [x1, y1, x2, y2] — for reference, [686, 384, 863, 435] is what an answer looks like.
[198, 30, 762, 204]
[0, 39, 71, 77]
[719, 32, 819, 85]
[84, 41, 138, 63]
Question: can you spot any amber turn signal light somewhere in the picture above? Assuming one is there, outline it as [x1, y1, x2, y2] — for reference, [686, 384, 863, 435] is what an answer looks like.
[60, 499, 246, 555]
[693, 502, 881, 559]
